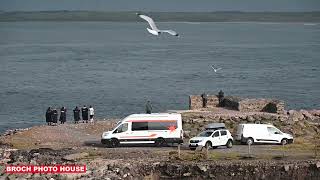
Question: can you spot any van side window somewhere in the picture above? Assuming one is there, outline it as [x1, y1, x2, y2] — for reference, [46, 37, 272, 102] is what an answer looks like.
[114, 123, 128, 133]
[213, 131, 220, 137]
[267, 127, 281, 134]
[148, 122, 177, 130]
[220, 130, 227, 136]
[132, 122, 148, 131]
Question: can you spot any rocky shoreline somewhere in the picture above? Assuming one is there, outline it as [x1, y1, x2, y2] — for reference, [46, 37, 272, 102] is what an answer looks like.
[0, 107, 320, 179]
[1, 147, 320, 179]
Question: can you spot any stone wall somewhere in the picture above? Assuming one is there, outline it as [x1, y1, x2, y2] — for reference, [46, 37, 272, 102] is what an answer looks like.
[189, 95, 219, 110]
[189, 95, 285, 114]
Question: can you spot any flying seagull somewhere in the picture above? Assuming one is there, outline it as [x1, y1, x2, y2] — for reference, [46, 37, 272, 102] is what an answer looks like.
[137, 13, 179, 36]
[211, 65, 222, 72]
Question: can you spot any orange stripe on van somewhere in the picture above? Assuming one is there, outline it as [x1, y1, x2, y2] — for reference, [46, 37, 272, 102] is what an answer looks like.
[125, 120, 177, 122]
[119, 134, 157, 139]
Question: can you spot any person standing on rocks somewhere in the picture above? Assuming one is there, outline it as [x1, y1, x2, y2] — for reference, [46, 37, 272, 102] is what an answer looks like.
[59, 106, 67, 124]
[82, 105, 89, 123]
[89, 105, 95, 124]
[73, 106, 80, 124]
[52, 108, 58, 125]
[218, 90, 225, 107]
[145, 100, 152, 114]
[201, 92, 208, 108]
[45, 107, 52, 126]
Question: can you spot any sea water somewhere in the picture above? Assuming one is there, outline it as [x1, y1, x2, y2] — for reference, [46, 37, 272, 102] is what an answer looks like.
[0, 22, 319, 132]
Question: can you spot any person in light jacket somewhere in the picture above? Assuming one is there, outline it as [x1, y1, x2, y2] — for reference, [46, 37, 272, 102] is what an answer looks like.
[89, 105, 95, 124]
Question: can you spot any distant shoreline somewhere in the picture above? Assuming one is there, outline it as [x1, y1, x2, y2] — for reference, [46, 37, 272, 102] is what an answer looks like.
[1, 11, 320, 22]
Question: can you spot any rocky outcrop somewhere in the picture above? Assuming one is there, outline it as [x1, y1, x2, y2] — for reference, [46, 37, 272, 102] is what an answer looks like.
[182, 108, 320, 138]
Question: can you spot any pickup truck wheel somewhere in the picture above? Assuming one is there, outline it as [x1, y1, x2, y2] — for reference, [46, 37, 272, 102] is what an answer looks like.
[246, 138, 254, 145]
[281, 138, 288, 145]
[226, 140, 233, 148]
[205, 141, 212, 149]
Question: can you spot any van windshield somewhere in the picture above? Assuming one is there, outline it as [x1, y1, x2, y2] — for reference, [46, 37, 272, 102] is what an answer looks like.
[198, 131, 213, 137]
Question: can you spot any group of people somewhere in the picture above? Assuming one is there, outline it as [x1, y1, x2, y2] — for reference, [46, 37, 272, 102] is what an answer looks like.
[201, 90, 225, 108]
[45, 105, 95, 125]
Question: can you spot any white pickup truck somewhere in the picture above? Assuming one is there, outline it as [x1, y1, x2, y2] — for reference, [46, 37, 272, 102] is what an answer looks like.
[189, 123, 233, 150]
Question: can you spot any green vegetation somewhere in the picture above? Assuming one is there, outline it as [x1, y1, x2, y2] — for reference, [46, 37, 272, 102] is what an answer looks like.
[1, 11, 320, 22]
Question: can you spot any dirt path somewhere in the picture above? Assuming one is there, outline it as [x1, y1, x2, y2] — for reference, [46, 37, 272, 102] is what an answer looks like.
[0, 120, 118, 149]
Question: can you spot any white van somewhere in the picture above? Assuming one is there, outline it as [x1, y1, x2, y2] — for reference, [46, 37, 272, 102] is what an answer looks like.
[101, 113, 183, 147]
[235, 124, 293, 145]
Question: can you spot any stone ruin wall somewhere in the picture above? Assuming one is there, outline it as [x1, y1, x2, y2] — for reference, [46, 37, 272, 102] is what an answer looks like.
[189, 95, 285, 114]
[189, 95, 219, 110]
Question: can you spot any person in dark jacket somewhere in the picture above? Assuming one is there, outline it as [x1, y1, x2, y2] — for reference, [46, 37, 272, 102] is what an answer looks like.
[218, 90, 225, 107]
[81, 105, 89, 123]
[145, 100, 152, 114]
[45, 107, 52, 126]
[73, 106, 80, 124]
[201, 92, 208, 108]
[52, 108, 58, 125]
[59, 106, 67, 124]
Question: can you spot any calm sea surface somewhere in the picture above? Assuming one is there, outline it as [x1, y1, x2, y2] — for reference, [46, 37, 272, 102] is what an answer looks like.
[0, 22, 319, 132]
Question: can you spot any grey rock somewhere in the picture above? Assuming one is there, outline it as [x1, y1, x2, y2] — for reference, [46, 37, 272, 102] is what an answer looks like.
[288, 110, 304, 122]
[183, 172, 191, 177]
[62, 152, 89, 161]
[197, 165, 207, 172]
[284, 165, 290, 172]
[300, 110, 315, 121]
[30, 159, 37, 165]
[246, 116, 254, 122]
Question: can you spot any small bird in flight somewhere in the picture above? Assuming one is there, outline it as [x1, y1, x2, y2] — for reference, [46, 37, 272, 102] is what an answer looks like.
[136, 13, 179, 37]
[211, 65, 222, 72]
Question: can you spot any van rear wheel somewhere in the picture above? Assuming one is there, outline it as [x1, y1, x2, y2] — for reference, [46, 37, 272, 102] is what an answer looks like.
[155, 138, 166, 147]
[246, 138, 254, 145]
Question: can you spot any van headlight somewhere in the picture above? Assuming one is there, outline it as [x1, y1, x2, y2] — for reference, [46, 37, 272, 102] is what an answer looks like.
[102, 132, 109, 138]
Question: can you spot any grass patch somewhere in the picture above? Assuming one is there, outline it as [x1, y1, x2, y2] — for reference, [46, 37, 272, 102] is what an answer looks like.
[170, 150, 242, 161]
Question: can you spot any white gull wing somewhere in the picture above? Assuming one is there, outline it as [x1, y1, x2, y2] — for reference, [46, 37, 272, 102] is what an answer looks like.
[138, 14, 159, 31]
[160, 30, 179, 36]
[211, 65, 222, 72]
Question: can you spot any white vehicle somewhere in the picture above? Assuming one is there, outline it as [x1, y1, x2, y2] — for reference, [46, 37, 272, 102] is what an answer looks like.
[189, 124, 233, 150]
[235, 124, 294, 145]
[101, 113, 183, 148]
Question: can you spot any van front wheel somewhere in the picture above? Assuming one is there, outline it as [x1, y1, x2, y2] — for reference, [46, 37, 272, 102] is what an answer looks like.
[108, 138, 119, 148]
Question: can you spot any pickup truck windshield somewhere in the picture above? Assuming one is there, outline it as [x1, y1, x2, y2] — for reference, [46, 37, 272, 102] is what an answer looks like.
[198, 131, 213, 137]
